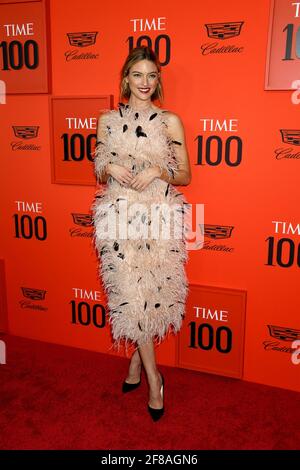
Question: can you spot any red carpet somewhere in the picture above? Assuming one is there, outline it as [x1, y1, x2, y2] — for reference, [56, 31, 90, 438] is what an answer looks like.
[0, 333, 299, 450]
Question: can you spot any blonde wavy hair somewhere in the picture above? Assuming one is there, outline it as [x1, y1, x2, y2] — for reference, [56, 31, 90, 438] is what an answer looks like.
[119, 45, 164, 104]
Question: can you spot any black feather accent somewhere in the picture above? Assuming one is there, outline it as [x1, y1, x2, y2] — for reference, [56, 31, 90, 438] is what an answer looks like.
[107, 263, 116, 271]
[96, 139, 104, 146]
[168, 304, 174, 307]
[117, 253, 125, 259]
[107, 125, 111, 134]
[119, 302, 129, 306]
[165, 184, 170, 197]
[176, 207, 185, 214]
[113, 242, 119, 251]
[155, 303, 160, 308]
[137, 276, 142, 282]
[135, 125, 147, 138]
[134, 112, 139, 120]
[99, 211, 107, 219]
[146, 243, 150, 250]
[138, 322, 143, 331]
[123, 124, 128, 132]
[149, 113, 158, 120]
[172, 140, 182, 145]
[144, 301, 147, 310]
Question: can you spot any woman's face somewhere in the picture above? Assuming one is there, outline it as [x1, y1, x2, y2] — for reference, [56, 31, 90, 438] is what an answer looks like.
[126, 59, 159, 101]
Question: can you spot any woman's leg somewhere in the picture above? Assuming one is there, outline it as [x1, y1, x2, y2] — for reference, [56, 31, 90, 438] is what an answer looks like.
[125, 348, 142, 384]
[137, 340, 163, 409]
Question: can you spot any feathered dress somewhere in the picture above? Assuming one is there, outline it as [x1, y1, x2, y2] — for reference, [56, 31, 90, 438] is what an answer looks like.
[91, 102, 190, 355]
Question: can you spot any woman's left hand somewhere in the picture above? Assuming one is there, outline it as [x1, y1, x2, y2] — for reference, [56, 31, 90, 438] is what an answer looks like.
[129, 166, 161, 191]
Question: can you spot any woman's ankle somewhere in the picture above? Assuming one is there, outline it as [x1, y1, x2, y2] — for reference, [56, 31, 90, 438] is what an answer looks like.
[130, 351, 141, 366]
[147, 369, 161, 384]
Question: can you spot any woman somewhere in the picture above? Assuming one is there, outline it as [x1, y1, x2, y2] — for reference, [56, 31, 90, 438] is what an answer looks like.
[91, 45, 192, 421]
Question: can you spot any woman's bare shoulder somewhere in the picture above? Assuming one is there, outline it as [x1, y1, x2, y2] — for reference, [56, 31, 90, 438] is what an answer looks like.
[98, 109, 115, 120]
[160, 109, 183, 128]
[97, 109, 117, 130]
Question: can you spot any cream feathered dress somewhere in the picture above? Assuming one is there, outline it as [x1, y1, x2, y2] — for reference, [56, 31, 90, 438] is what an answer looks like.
[91, 102, 190, 355]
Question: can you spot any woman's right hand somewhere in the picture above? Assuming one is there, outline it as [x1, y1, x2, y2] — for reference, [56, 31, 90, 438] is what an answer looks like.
[106, 163, 133, 187]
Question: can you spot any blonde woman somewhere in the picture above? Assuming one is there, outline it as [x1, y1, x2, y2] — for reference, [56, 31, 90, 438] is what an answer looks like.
[92, 45, 191, 421]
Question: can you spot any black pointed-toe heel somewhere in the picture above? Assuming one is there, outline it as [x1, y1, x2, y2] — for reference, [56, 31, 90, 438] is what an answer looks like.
[147, 373, 164, 421]
[122, 378, 141, 393]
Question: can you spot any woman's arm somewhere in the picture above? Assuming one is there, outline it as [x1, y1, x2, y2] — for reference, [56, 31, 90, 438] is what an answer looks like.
[153, 112, 192, 186]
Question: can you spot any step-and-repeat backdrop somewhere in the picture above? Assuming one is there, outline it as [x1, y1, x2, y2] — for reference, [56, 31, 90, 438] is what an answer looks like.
[0, 0, 299, 392]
